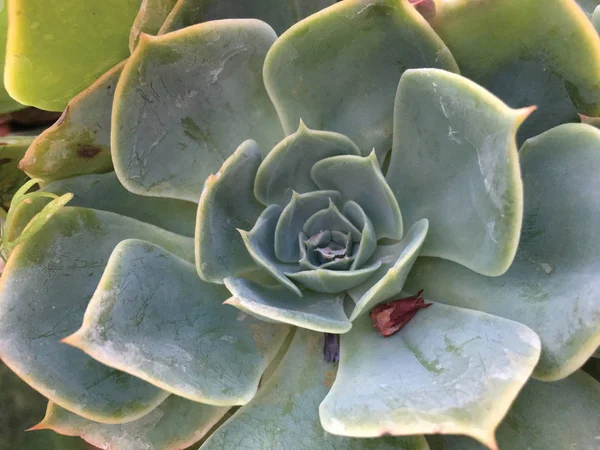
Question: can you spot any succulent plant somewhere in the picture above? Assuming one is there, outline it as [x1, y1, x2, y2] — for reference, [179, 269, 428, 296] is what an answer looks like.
[1, 0, 600, 449]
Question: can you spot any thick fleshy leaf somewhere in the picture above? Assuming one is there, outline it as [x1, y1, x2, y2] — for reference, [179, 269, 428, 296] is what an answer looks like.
[19, 62, 123, 183]
[405, 124, 600, 381]
[313, 151, 402, 240]
[43, 172, 197, 237]
[287, 262, 382, 294]
[263, 0, 458, 159]
[196, 140, 264, 283]
[129, 0, 178, 51]
[576, 0, 600, 17]
[343, 201, 377, 270]
[112, 19, 283, 202]
[239, 205, 301, 295]
[37, 397, 229, 450]
[348, 219, 428, 320]
[65, 239, 288, 405]
[0, 361, 90, 450]
[0, 6, 23, 115]
[0, 136, 32, 204]
[427, 371, 600, 450]
[0, 207, 194, 423]
[320, 304, 541, 449]
[160, 0, 335, 35]
[224, 277, 351, 333]
[254, 122, 360, 206]
[303, 199, 362, 242]
[275, 190, 342, 262]
[5, 0, 139, 111]
[594, 5, 600, 32]
[201, 329, 427, 450]
[432, 0, 600, 142]
[387, 69, 527, 276]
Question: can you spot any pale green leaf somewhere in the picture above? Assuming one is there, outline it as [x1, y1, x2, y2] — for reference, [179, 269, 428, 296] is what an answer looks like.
[312, 151, 402, 240]
[129, 0, 178, 51]
[387, 69, 526, 276]
[112, 19, 283, 201]
[254, 122, 360, 206]
[287, 262, 382, 294]
[263, 0, 458, 160]
[343, 201, 377, 270]
[348, 219, 428, 320]
[224, 277, 351, 333]
[38, 396, 228, 450]
[196, 140, 265, 283]
[320, 304, 541, 449]
[0, 207, 193, 423]
[201, 329, 428, 450]
[66, 239, 288, 406]
[405, 124, 600, 381]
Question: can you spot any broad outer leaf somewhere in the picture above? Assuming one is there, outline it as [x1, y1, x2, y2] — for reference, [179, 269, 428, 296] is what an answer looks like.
[19, 62, 123, 183]
[44, 172, 197, 237]
[405, 124, 600, 381]
[66, 239, 289, 405]
[129, 0, 178, 51]
[112, 19, 283, 202]
[263, 0, 458, 160]
[0, 5, 23, 114]
[432, 0, 600, 142]
[196, 140, 265, 283]
[201, 329, 428, 450]
[387, 69, 528, 277]
[160, 0, 336, 35]
[348, 219, 429, 320]
[254, 121, 360, 206]
[224, 277, 351, 333]
[0, 207, 193, 423]
[427, 371, 600, 450]
[5, 0, 140, 110]
[320, 304, 540, 449]
[312, 151, 402, 240]
[37, 396, 229, 450]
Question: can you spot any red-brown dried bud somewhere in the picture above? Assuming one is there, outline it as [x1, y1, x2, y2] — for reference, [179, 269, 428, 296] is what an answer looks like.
[370, 290, 432, 337]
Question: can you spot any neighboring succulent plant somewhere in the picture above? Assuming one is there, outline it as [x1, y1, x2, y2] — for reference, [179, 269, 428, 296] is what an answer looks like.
[1, 1, 600, 449]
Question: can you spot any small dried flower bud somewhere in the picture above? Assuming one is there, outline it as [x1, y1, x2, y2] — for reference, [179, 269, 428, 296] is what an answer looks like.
[370, 290, 432, 337]
[323, 333, 340, 363]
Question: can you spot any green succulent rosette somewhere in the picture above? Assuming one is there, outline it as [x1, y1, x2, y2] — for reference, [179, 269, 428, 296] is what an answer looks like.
[1, 0, 600, 449]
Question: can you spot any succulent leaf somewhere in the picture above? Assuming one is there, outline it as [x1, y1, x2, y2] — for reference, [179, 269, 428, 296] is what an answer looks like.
[427, 371, 600, 450]
[112, 19, 283, 201]
[19, 62, 123, 183]
[0, 136, 33, 204]
[239, 205, 301, 296]
[387, 69, 527, 277]
[594, 5, 600, 32]
[405, 123, 600, 381]
[302, 199, 362, 242]
[320, 304, 541, 448]
[160, 0, 336, 35]
[312, 151, 402, 240]
[254, 122, 360, 206]
[201, 328, 428, 450]
[348, 219, 429, 320]
[196, 140, 265, 283]
[38, 396, 229, 450]
[129, 0, 178, 51]
[0, 6, 23, 114]
[64, 239, 289, 406]
[432, 0, 600, 142]
[4, 0, 140, 111]
[224, 277, 351, 333]
[44, 172, 197, 237]
[263, 0, 459, 160]
[0, 207, 194, 423]
[286, 262, 382, 294]
[342, 201, 378, 270]
[274, 190, 343, 262]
